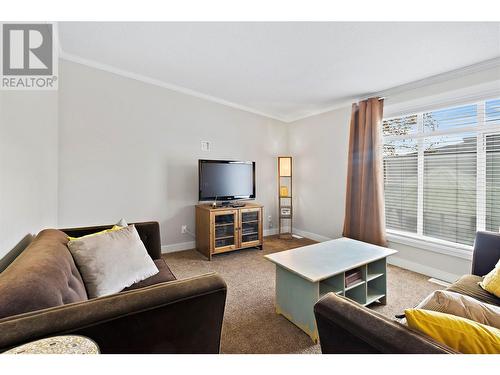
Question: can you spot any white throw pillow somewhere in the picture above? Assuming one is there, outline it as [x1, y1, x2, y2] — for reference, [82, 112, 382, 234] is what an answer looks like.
[67, 225, 159, 298]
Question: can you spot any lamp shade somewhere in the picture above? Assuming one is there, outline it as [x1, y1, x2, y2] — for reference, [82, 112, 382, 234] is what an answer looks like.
[278, 157, 292, 177]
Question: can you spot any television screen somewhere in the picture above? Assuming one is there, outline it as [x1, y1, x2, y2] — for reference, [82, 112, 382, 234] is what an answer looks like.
[199, 160, 255, 201]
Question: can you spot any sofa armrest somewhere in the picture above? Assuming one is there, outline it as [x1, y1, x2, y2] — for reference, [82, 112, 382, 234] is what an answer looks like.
[0, 273, 226, 354]
[472, 231, 500, 277]
[314, 293, 456, 354]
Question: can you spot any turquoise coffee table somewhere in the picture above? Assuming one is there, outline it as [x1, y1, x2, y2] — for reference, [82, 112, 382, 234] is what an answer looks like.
[265, 237, 397, 342]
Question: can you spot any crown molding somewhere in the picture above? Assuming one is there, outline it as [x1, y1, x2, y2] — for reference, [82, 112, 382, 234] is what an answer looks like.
[384, 80, 500, 118]
[287, 57, 500, 123]
[361, 56, 500, 101]
[283, 100, 354, 122]
[58, 48, 500, 125]
[59, 51, 289, 123]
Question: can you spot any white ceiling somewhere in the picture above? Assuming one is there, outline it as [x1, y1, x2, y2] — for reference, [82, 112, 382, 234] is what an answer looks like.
[58, 22, 500, 122]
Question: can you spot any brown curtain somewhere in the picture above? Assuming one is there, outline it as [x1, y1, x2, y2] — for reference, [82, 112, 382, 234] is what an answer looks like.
[343, 97, 387, 246]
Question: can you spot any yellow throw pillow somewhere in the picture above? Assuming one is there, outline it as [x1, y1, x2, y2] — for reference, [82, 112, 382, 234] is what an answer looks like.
[67, 225, 124, 241]
[405, 308, 500, 354]
[479, 260, 500, 298]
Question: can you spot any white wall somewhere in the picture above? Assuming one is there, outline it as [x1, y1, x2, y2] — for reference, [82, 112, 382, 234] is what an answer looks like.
[288, 66, 500, 282]
[0, 91, 58, 264]
[288, 107, 351, 241]
[57, 60, 287, 249]
[386, 242, 471, 282]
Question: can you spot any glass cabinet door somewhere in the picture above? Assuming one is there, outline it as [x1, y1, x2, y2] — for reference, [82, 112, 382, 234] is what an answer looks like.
[212, 210, 238, 252]
[240, 208, 261, 247]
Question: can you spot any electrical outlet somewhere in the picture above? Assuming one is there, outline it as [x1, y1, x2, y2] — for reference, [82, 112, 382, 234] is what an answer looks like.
[268, 215, 272, 222]
[181, 225, 187, 234]
[201, 141, 211, 152]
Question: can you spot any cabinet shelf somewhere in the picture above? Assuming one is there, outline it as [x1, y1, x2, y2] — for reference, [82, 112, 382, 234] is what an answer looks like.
[320, 284, 343, 297]
[215, 222, 234, 227]
[365, 293, 386, 306]
[215, 235, 234, 240]
[278, 157, 293, 239]
[344, 280, 365, 291]
[367, 272, 384, 281]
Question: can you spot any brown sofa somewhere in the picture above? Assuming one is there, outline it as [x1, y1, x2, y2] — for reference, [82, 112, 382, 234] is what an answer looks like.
[314, 231, 500, 354]
[0, 222, 227, 354]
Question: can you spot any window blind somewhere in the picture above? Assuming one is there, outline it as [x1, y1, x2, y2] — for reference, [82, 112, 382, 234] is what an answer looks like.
[383, 97, 500, 247]
[383, 139, 418, 233]
[423, 132, 477, 245]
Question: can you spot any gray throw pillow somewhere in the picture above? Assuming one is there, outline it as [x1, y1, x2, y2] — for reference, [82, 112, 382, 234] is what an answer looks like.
[415, 290, 500, 328]
[115, 218, 128, 227]
[67, 225, 159, 298]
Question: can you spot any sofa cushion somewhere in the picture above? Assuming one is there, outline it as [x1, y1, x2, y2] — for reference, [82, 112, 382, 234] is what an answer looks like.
[0, 229, 88, 319]
[447, 274, 500, 307]
[67, 225, 159, 298]
[123, 259, 176, 291]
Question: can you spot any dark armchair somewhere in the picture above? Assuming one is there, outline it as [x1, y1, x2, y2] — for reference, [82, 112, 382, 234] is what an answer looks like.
[471, 231, 500, 277]
[314, 231, 500, 354]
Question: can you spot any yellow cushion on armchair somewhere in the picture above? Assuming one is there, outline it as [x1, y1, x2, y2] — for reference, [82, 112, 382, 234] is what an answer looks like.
[405, 308, 500, 354]
[67, 225, 124, 241]
[480, 260, 500, 298]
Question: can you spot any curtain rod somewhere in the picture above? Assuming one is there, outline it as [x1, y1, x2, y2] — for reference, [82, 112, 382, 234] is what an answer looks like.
[357, 96, 385, 101]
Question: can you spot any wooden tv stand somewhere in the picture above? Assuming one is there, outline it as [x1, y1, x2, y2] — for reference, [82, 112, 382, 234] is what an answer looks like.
[195, 202, 263, 260]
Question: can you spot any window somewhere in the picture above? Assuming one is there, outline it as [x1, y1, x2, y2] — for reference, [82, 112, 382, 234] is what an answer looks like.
[383, 98, 500, 247]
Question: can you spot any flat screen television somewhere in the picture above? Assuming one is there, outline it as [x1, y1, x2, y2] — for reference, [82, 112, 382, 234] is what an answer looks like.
[198, 159, 255, 202]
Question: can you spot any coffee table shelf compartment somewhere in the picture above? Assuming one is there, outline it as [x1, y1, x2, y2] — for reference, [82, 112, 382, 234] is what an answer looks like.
[344, 280, 366, 292]
[367, 258, 386, 279]
[319, 273, 344, 297]
[366, 272, 387, 305]
[345, 282, 367, 305]
[319, 259, 388, 306]
[367, 272, 384, 282]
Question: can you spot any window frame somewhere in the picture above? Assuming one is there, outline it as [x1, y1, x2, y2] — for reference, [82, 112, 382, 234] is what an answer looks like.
[383, 96, 500, 257]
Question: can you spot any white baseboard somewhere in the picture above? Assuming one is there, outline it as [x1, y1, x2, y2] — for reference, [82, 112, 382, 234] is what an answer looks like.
[161, 241, 195, 254]
[292, 228, 333, 242]
[428, 278, 452, 287]
[264, 228, 278, 236]
[161, 228, 279, 254]
[387, 256, 461, 283]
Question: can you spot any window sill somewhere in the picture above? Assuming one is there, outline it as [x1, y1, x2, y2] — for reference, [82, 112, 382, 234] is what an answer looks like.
[386, 230, 473, 261]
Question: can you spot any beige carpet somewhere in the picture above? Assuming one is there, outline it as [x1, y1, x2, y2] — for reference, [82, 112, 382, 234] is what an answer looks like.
[163, 235, 442, 354]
